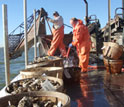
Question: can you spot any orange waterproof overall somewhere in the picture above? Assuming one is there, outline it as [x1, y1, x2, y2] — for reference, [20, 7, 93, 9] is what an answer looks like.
[48, 25, 67, 57]
[72, 20, 91, 72]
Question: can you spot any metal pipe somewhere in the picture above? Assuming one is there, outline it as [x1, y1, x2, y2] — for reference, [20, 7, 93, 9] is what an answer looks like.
[2, 4, 10, 85]
[23, 0, 28, 68]
[84, 0, 88, 17]
[84, 0, 88, 24]
[108, 0, 111, 41]
[64, 24, 73, 29]
[46, 18, 53, 35]
[122, 0, 124, 19]
[122, 1, 124, 45]
[34, 9, 37, 59]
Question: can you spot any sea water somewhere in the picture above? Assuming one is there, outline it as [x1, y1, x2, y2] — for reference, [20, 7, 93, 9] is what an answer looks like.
[0, 47, 34, 90]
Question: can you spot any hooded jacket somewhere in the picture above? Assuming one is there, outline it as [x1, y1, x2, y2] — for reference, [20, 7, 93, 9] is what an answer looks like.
[72, 19, 91, 47]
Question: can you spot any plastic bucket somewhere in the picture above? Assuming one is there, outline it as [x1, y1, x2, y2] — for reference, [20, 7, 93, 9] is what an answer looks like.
[27, 56, 63, 68]
[20, 67, 63, 79]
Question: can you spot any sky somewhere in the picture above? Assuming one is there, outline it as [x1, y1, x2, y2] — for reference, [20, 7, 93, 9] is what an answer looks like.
[0, 0, 122, 47]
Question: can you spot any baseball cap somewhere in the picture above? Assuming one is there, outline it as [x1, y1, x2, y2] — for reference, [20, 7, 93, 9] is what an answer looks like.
[53, 11, 59, 16]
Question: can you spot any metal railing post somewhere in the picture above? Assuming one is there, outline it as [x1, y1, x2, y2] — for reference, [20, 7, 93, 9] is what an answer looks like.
[122, 0, 124, 19]
[108, 0, 111, 41]
[123, 0, 124, 45]
[23, 0, 28, 68]
[2, 4, 10, 86]
[34, 9, 37, 59]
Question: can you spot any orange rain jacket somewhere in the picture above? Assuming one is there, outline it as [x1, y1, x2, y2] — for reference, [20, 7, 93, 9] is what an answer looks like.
[48, 25, 67, 57]
[72, 20, 91, 72]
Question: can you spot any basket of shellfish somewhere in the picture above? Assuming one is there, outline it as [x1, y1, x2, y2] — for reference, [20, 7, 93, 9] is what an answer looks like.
[102, 42, 123, 60]
[103, 57, 123, 74]
[0, 91, 70, 107]
[5, 76, 63, 95]
[27, 56, 63, 68]
[20, 67, 63, 79]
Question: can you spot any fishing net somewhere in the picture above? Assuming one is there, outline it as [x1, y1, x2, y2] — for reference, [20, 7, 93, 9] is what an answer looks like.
[8, 9, 41, 59]
[8, 33, 23, 54]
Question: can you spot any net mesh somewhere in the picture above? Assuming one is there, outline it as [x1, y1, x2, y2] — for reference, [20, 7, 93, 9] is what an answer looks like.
[8, 10, 40, 59]
[8, 33, 23, 54]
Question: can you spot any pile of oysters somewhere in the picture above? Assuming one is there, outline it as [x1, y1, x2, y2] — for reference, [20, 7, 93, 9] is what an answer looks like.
[6, 78, 60, 94]
[8, 96, 63, 107]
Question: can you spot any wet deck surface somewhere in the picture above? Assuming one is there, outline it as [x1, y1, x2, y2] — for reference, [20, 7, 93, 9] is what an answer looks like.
[64, 68, 124, 107]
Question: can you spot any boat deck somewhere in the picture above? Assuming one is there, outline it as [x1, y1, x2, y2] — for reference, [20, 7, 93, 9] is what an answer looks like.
[1, 54, 124, 107]
[65, 68, 124, 107]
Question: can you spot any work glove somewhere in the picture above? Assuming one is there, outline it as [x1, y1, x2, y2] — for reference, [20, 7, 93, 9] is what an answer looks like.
[44, 15, 48, 19]
[44, 12, 49, 20]
[46, 17, 51, 21]
[69, 43, 73, 48]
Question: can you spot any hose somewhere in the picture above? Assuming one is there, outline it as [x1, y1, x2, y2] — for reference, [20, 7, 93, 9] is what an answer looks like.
[66, 47, 71, 58]
[87, 65, 105, 71]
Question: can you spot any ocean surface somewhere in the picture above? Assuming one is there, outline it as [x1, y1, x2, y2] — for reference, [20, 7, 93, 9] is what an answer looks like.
[0, 47, 35, 90]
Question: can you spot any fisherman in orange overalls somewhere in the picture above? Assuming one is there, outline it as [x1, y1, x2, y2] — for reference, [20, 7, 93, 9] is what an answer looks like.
[47, 11, 67, 57]
[69, 18, 91, 72]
